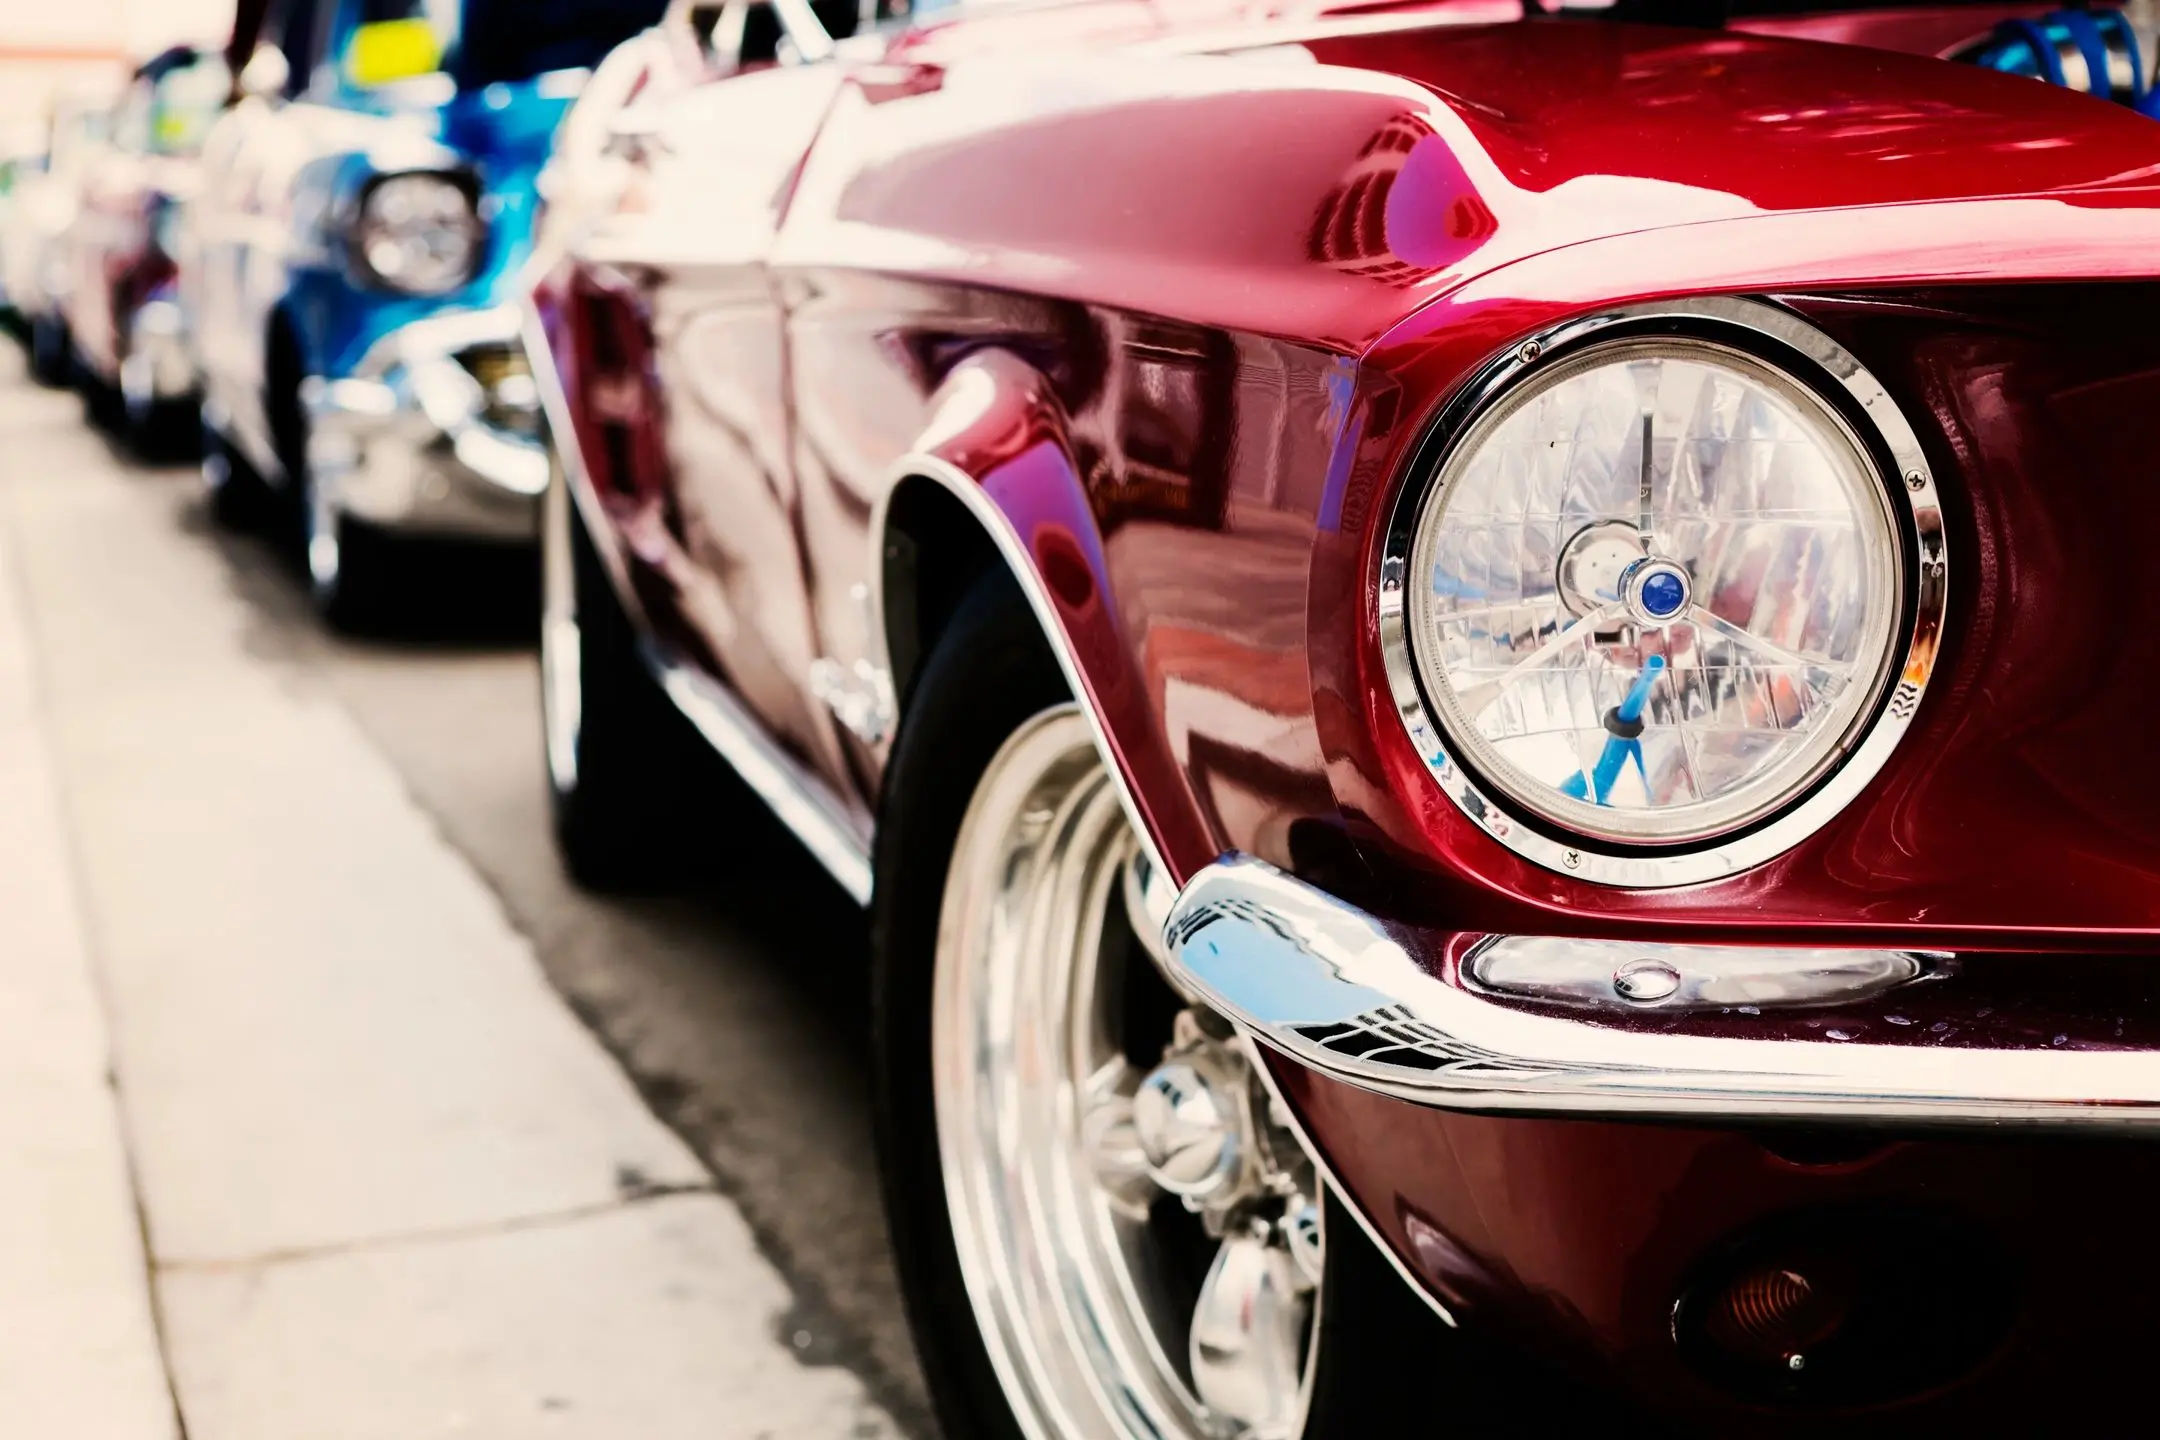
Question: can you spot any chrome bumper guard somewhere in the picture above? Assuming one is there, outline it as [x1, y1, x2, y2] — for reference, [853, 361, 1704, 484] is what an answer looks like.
[302, 304, 546, 544]
[1162, 856, 2160, 1128]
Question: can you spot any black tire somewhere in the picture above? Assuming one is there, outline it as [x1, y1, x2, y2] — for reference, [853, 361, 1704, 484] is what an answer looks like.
[123, 394, 202, 463]
[81, 369, 126, 432]
[870, 573, 1067, 1440]
[871, 574, 1635, 1438]
[28, 311, 71, 387]
[266, 340, 393, 634]
[307, 508, 394, 635]
[871, 576, 1435, 1437]
[113, 302, 202, 461]
[542, 475, 735, 890]
[202, 419, 272, 529]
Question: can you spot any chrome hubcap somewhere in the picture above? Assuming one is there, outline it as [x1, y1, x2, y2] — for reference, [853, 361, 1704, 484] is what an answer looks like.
[120, 342, 153, 424]
[302, 463, 341, 598]
[933, 707, 1321, 1440]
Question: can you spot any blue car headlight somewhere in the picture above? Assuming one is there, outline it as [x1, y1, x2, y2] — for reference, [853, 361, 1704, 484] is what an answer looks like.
[352, 171, 484, 295]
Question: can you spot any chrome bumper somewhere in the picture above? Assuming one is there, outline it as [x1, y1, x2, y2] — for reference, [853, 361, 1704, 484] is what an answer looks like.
[120, 298, 196, 406]
[1163, 856, 2160, 1129]
[302, 305, 546, 544]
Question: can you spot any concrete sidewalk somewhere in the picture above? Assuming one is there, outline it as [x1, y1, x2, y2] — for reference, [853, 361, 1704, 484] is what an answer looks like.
[0, 365, 897, 1437]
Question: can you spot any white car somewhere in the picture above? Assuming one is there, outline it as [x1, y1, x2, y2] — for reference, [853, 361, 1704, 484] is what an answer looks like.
[2, 89, 119, 385]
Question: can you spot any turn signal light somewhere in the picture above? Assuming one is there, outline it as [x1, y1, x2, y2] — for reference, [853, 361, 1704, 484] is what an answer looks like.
[1700, 1264, 1850, 1375]
[1674, 1208, 2013, 1406]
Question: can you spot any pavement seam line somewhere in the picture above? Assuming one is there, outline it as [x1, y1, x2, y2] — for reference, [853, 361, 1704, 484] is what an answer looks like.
[0, 443, 192, 1440]
[308, 633, 938, 1435]
[156, 1181, 720, 1276]
[166, 472, 925, 1431]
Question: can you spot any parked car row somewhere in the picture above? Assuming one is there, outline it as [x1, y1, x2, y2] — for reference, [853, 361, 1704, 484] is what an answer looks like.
[13, 0, 2160, 1432]
[2, 1, 665, 630]
[183, 0, 667, 625]
[4, 83, 122, 388]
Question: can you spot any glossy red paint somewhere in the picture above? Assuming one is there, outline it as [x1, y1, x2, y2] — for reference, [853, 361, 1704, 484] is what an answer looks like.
[1323, 282, 2160, 945]
[63, 154, 173, 383]
[1279, 1051, 2160, 1432]
[533, 263, 708, 657]
[60, 45, 217, 391]
[1731, 3, 2040, 55]
[532, 6, 2160, 1424]
[784, 16, 2160, 939]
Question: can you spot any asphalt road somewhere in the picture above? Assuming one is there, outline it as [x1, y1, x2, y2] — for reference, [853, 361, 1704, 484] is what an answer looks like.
[16, 353, 934, 1436]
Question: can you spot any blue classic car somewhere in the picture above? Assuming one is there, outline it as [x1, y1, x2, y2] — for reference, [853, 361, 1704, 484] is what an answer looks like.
[185, 0, 666, 627]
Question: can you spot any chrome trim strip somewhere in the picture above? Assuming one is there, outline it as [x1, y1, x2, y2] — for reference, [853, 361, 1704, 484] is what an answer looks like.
[869, 452, 1175, 888]
[1377, 296, 1948, 888]
[646, 642, 875, 904]
[1165, 855, 2160, 1128]
[518, 293, 874, 904]
[306, 303, 550, 524]
[354, 302, 526, 372]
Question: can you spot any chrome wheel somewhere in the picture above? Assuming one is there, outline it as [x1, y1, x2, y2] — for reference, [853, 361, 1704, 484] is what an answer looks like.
[539, 462, 582, 798]
[934, 706, 1323, 1440]
[119, 317, 154, 430]
[302, 462, 344, 603]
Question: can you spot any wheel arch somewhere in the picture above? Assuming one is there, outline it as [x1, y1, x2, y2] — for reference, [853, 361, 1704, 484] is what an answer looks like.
[872, 451, 1466, 1341]
[871, 354, 1468, 1343]
[872, 452, 1182, 889]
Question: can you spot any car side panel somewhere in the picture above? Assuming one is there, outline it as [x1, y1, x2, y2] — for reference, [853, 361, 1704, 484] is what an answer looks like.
[183, 101, 277, 462]
[785, 275, 1351, 877]
[769, 52, 1468, 868]
[547, 66, 860, 809]
[189, 99, 367, 478]
[59, 154, 136, 381]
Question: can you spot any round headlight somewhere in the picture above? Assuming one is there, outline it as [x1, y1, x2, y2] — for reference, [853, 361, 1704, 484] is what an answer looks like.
[354, 172, 481, 295]
[1388, 304, 1939, 879]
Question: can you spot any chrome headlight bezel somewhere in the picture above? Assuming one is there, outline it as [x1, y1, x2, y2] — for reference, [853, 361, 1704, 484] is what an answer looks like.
[1377, 296, 1949, 889]
[349, 169, 484, 297]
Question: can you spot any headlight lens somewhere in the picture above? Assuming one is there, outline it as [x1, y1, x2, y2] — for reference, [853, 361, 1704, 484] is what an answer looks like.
[354, 173, 482, 295]
[1404, 338, 1903, 847]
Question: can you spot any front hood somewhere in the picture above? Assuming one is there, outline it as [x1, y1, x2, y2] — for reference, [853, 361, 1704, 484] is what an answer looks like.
[1292, 19, 2160, 298]
[439, 77, 579, 179]
[792, 15, 2160, 360]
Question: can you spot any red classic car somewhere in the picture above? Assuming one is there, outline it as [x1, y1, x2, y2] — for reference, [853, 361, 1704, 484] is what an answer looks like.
[60, 45, 227, 452]
[526, 0, 2160, 1431]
